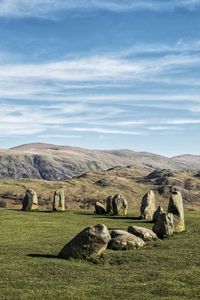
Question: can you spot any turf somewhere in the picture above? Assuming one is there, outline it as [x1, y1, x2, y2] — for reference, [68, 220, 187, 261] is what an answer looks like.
[0, 209, 200, 300]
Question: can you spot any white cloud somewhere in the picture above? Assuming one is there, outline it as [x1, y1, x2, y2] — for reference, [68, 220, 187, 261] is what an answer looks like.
[165, 119, 200, 125]
[0, 0, 200, 18]
[68, 127, 144, 135]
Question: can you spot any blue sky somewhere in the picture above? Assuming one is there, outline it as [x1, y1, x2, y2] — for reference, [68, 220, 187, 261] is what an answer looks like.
[0, 0, 200, 156]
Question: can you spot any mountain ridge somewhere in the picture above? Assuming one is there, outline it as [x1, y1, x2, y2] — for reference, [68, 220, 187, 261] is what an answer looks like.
[0, 143, 199, 180]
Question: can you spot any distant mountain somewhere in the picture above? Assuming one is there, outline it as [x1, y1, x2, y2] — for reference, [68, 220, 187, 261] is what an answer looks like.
[0, 143, 198, 180]
[172, 154, 200, 170]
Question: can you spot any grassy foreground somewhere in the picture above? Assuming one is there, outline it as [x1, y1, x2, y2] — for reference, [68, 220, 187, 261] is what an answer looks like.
[0, 209, 200, 300]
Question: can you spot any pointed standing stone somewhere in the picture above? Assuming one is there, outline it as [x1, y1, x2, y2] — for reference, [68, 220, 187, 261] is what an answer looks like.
[22, 188, 38, 211]
[168, 188, 185, 233]
[112, 194, 128, 215]
[140, 190, 156, 221]
[106, 195, 114, 214]
[53, 188, 65, 212]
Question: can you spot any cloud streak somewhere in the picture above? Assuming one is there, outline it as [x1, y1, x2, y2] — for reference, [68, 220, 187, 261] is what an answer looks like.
[0, 0, 200, 18]
[0, 46, 200, 102]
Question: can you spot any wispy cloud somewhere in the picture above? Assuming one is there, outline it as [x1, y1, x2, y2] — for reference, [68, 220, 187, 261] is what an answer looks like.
[0, 0, 200, 18]
[0, 48, 200, 101]
[67, 127, 143, 135]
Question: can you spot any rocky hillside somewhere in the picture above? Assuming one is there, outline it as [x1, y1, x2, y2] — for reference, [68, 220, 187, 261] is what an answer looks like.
[0, 166, 199, 210]
[0, 143, 199, 180]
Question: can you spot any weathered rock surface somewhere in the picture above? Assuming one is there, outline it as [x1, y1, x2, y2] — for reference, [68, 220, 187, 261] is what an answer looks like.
[53, 188, 65, 212]
[140, 190, 156, 221]
[22, 188, 38, 211]
[94, 201, 106, 214]
[153, 205, 164, 223]
[58, 224, 111, 259]
[168, 188, 185, 233]
[106, 195, 114, 214]
[128, 226, 157, 241]
[152, 213, 174, 239]
[108, 230, 145, 250]
[95, 178, 110, 187]
[112, 194, 128, 215]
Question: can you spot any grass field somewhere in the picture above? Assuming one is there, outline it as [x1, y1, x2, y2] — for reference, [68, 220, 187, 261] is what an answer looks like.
[0, 209, 200, 300]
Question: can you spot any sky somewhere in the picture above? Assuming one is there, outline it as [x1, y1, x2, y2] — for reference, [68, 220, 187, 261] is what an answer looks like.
[0, 0, 200, 156]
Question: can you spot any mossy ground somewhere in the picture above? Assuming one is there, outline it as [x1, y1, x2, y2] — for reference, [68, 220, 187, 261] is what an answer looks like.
[0, 209, 200, 300]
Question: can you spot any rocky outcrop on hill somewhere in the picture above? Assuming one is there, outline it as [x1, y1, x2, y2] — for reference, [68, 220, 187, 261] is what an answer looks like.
[139, 169, 199, 204]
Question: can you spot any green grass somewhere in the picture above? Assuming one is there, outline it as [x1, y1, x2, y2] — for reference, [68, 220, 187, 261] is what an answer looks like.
[0, 209, 200, 300]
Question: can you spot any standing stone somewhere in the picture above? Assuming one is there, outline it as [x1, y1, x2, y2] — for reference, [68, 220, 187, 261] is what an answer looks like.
[128, 226, 157, 241]
[140, 190, 156, 221]
[53, 188, 65, 212]
[152, 213, 174, 239]
[112, 194, 128, 215]
[94, 201, 106, 214]
[22, 188, 38, 211]
[168, 188, 185, 233]
[106, 195, 114, 214]
[108, 230, 145, 250]
[58, 224, 111, 259]
[153, 205, 164, 223]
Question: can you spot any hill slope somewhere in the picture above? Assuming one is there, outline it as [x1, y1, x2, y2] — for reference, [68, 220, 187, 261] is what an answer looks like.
[0, 143, 198, 180]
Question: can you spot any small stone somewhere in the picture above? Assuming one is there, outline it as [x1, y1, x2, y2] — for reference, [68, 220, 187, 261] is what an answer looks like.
[94, 201, 107, 214]
[128, 226, 157, 241]
[153, 205, 164, 223]
[152, 212, 174, 239]
[108, 230, 145, 250]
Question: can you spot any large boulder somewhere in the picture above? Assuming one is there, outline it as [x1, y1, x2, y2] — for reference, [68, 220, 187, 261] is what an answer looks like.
[58, 224, 111, 259]
[94, 201, 106, 215]
[152, 213, 174, 239]
[22, 188, 38, 211]
[140, 190, 156, 221]
[53, 188, 65, 212]
[153, 205, 164, 223]
[167, 188, 185, 233]
[128, 226, 157, 241]
[112, 194, 128, 215]
[108, 230, 145, 250]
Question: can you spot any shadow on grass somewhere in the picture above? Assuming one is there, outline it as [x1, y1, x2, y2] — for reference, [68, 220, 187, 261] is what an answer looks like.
[28, 254, 59, 259]
[8, 208, 53, 213]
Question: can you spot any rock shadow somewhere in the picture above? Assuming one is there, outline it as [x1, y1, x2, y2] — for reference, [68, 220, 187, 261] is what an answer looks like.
[28, 253, 59, 259]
